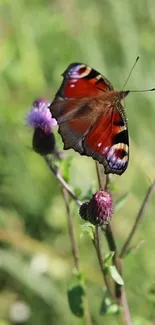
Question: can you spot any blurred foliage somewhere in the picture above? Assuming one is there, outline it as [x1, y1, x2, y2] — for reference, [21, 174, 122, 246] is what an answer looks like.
[0, 0, 155, 324]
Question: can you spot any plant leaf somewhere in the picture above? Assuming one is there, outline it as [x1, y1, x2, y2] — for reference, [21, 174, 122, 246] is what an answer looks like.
[67, 275, 85, 317]
[80, 223, 95, 240]
[104, 251, 115, 267]
[108, 266, 124, 285]
[100, 296, 120, 316]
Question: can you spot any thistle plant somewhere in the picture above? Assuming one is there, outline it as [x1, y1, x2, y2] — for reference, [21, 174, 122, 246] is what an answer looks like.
[26, 98, 155, 325]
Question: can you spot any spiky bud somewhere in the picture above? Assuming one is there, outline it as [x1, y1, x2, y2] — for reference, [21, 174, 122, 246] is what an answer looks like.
[79, 190, 113, 226]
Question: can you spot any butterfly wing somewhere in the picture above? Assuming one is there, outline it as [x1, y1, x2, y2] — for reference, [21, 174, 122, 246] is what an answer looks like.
[84, 102, 129, 175]
[50, 63, 129, 175]
[51, 97, 96, 153]
[54, 62, 114, 100]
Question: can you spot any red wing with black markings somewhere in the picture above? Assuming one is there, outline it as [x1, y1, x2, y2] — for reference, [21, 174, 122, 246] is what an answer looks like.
[50, 63, 129, 175]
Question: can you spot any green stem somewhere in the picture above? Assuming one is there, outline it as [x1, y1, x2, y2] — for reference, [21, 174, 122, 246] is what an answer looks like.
[45, 156, 92, 325]
[44, 156, 133, 324]
[95, 162, 132, 325]
[62, 188, 80, 271]
[93, 225, 116, 301]
[44, 156, 82, 206]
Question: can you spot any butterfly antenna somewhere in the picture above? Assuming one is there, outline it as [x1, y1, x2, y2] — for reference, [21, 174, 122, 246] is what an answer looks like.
[122, 56, 140, 90]
[128, 88, 155, 93]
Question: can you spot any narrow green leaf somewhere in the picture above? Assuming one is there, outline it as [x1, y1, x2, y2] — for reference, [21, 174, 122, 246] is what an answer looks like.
[104, 251, 114, 267]
[80, 222, 95, 240]
[106, 304, 120, 315]
[100, 296, 120, 316]
[108, 265, 124, 285]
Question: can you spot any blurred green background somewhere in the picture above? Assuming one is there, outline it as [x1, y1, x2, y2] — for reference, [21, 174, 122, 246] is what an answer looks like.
[0, 0, 155, 324]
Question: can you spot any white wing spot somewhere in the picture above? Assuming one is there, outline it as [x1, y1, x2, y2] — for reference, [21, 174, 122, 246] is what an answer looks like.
[103, 146, 109, 154]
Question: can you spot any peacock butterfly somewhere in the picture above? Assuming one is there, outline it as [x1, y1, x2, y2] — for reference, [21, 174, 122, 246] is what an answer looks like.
[50, 63, 130, 175]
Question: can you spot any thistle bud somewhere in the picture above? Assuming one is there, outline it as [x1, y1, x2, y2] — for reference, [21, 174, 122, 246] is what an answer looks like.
[79, 190, 113, 226]
[26, 98, 57, 155]
[32, 127, 56, 155]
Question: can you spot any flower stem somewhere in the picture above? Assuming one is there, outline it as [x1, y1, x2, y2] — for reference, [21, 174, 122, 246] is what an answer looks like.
[95, 162, 132, 325]
[44, 155, 133, 324]
[44, 156, 92, 325]
[61, 187, 80, 271]
[93, 225, 116, 301]
[44, 156, 82, 206]
[120, 179, 155, 258]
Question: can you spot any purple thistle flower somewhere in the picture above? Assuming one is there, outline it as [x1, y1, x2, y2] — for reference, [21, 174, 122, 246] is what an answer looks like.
[79, 190, 113, 226]
[26, 98, 57, 155]
[27, 98, 57, 133]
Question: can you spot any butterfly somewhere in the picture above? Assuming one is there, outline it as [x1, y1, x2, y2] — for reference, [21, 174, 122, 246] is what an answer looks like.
[50, 63, 130, 175]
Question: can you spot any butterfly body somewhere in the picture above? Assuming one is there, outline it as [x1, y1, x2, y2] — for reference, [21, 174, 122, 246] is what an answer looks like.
[50, 63, 129, 175]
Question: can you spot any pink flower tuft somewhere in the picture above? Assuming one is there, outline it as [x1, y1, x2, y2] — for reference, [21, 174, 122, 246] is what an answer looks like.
[26, 98, 57, 133]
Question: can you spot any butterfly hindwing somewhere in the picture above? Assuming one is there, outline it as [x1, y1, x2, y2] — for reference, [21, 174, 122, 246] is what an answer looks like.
[84, 104, 129, 175]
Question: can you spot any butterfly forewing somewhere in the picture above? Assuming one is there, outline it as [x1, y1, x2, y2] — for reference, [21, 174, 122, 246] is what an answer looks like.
[50, 63, 129, 175]
[55, 63, 113, 100]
